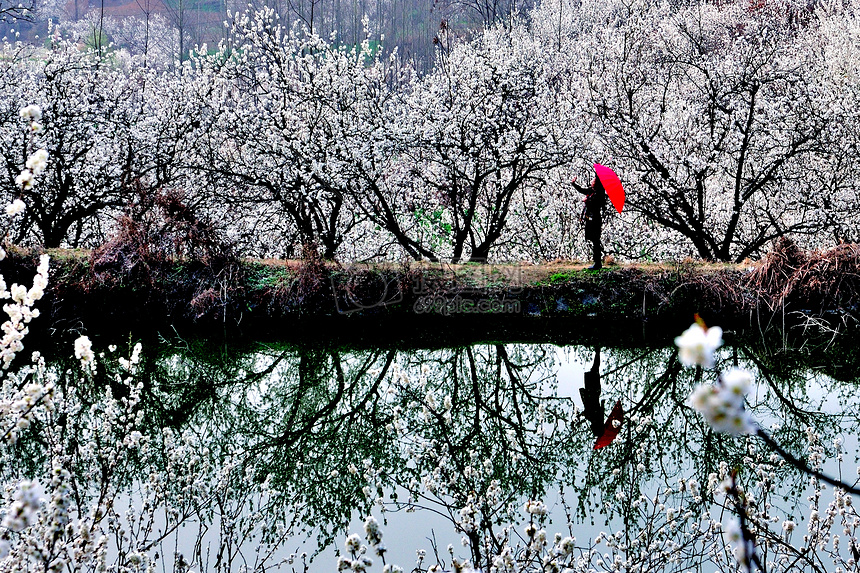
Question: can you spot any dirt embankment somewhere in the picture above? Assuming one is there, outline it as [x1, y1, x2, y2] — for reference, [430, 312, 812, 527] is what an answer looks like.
[2, 238, 859, 342]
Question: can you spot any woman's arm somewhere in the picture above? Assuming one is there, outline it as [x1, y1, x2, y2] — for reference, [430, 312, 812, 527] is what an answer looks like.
[572, 177, 590, 195]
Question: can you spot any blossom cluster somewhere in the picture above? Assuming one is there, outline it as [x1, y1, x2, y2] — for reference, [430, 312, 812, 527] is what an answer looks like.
[0, 254, 48, 369]
[339, 516, 397, 573]
[688, 368, 757, 436]
[524, 499, 548, 516]
[0, 372, 55, 444]
[73, 335, 95, 373]
[0, 479, 43, 533]
[18, 104, 42, 133]
[676, 322, 756, 436]
[13, 105, 48, 193]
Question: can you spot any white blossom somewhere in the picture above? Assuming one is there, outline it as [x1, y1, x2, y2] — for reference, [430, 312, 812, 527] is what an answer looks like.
[19, 104, 41, 120]
[688, 380, 756, 436]
[14, 169, 35, 190]
[6, 199, 26, 216]
[524, 499, 548, 515]
[675, 323, 723, 368]
[25, 148, 48, 176]
[74, 335, 95, 372]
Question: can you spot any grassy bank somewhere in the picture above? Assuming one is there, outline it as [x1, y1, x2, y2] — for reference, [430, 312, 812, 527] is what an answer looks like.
[2, 238, 857, 345]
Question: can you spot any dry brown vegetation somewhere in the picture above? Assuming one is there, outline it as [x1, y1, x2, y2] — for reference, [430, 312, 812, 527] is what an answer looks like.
[747, 237, 860, 317]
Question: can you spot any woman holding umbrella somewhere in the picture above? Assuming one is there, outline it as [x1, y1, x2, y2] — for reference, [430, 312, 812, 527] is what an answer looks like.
[572, 176, 607, 269]
[572, 163, 625, 270]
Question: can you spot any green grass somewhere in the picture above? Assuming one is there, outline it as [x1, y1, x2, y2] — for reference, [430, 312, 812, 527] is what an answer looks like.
[244, 262, 295, 290]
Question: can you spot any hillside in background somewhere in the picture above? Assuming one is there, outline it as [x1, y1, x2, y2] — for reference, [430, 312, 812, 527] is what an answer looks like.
[0, 0, 518, 69]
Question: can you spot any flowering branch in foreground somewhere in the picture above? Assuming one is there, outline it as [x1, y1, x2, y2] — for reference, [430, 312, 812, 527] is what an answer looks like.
[678, 319, 860, 494]
[678, 317, 860, 571]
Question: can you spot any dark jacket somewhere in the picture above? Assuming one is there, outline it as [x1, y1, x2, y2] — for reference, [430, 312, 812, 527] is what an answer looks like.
[574, 177, 607, 241]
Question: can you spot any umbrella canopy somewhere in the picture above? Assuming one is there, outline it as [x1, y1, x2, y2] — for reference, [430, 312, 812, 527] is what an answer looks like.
[593, 399, 623, 450]
[593, 163, 625, 214]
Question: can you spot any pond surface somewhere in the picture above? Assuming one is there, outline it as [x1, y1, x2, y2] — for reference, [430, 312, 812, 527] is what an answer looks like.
[9, 328, 860, 572]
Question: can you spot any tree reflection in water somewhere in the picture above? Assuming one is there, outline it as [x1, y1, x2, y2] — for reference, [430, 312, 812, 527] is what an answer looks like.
[10, 336, 860, 572]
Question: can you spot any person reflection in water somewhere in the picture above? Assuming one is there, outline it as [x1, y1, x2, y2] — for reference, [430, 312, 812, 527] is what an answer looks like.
[580, 346, 604, 438]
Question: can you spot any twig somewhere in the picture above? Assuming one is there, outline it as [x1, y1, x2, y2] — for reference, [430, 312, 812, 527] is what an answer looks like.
[756, 428, 860, 496]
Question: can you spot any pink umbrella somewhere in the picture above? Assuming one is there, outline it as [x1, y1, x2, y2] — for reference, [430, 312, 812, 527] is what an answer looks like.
[594, 163, 625, 214]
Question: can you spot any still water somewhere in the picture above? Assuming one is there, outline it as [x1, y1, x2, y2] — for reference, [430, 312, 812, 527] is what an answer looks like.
[12, 331, 860, 572]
